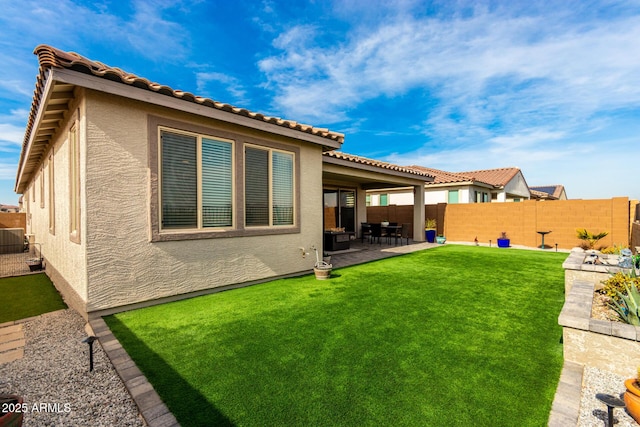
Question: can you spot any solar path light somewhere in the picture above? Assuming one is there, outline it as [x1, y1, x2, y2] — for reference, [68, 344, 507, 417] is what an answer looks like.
[82, 336, 98, 372]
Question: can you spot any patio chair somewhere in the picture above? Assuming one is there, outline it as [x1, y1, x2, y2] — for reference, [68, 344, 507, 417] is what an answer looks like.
[370, 223, 383, 244]
[399, 223, 411, 245]
[361, 223, 372, 243]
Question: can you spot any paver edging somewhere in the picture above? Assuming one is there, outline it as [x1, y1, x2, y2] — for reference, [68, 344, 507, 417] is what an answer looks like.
[88, 317, 180, 427]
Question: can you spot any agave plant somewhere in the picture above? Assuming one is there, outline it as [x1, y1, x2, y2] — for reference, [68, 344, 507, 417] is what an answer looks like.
[610, 281, 640, 326]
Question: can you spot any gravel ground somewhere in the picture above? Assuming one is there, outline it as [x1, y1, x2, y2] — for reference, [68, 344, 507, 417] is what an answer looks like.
[0, 309, 144, 427]
[579, 366, 638, 427]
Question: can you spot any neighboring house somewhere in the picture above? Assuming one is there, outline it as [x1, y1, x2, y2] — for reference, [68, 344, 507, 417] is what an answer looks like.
[15, 45, 344, 318]
[0, 204, 20, 213]
[368, 166, 531, 205]
[529, 185, 567, 200]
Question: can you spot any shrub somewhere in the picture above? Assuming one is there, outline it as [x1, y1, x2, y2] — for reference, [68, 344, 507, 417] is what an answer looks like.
[600, 244, 629, 255]
[602, 271, 640, 301]
[576, 228, 608, 249]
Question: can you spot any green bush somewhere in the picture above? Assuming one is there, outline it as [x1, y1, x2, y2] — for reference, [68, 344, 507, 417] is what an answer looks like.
[576, 228, 608, 249]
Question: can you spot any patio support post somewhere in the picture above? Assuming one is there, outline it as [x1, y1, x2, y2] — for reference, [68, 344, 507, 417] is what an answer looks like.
[413, 184, 425, 242]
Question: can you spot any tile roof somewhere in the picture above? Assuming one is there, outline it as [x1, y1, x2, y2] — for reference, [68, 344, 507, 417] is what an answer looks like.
[407, 166, 474, 184]
[407, 166, 521, 187]
[325, 152, 434, 179]
[458, 167, 521, 187]
[24, 44, 344, 152]
[530, 185, 565, 199]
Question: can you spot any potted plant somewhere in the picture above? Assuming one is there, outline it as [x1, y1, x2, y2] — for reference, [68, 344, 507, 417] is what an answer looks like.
[425, 218, 437, 243]
[624, 366, 640, 424]
[436, 235, 446, 244]
[381, 219, 390, 227]
[312, 246, 332, 280]
[497, 232, 510, 248]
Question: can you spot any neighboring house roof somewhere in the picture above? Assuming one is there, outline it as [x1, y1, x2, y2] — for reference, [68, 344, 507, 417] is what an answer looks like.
[325, 152, 434, 180]
[458, 168, 521, 188]
[16, 45, 345, 192]
[406, 166, 474, 185]
[530, 185, 566, 200]
[408, 166, 522, 189]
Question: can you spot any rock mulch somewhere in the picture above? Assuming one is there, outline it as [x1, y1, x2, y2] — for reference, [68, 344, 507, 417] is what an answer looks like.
[579, 366, 638, 427]
[0, 309, 143, 426]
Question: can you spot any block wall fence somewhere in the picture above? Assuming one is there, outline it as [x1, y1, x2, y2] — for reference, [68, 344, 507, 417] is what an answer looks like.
[368, 197, 639, 250]
[0, 213, 26, 230]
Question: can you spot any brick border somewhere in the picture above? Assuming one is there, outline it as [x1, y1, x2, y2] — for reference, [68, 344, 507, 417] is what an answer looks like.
[548, 361, 583, 426]
[88, 318, 180, 427]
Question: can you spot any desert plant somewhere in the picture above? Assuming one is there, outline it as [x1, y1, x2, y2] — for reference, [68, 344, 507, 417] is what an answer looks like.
[425, 218, 436, 229]
[610, 281, 640, 325]
[499, 231, 508, 239]
[600, 245, 627, 255]
[576, 228, 608, 250]
[601, 271, 640, 301]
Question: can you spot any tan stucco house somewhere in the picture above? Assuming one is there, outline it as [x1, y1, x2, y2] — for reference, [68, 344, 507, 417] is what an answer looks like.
[15, 45, 351, 318]
[15, 45, 432, 318]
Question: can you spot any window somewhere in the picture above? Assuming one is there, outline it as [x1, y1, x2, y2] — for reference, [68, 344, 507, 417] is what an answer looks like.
[323, 189, 355, 232]
[380, 194, 389, 206]
[448, 189, 459, 204]
[69, 124, 81, 243]
[366, 194, 371, 207]
[160, 129, 233, 230]
[245, 146, 294, 227]
[48, 154, 55, 234]
[150, 117, 301, 241]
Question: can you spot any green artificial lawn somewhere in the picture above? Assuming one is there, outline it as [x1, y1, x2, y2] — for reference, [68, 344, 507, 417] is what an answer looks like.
[106, 245, 566, 426]
[0, 273, 67, 323]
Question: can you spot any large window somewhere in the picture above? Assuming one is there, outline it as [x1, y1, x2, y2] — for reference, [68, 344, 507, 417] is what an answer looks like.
[245, 146, 294, 227]
[160, 129, 233, 230]
[151, 117, 300, 241]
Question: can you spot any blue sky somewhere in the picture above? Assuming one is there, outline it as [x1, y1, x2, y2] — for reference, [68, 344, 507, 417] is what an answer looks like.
[1, 0, 639, 205]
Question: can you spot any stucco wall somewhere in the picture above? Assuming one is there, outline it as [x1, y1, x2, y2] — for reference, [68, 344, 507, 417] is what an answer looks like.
[83, 91, 323, 312]
[504, 171, 530, 198]
[21, 97, 89, 311]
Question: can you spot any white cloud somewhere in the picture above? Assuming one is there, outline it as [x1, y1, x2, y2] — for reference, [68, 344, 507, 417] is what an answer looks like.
[258, 4, 640, 133]
[195, 72, 249, 105]
[0, 123, 26, 146]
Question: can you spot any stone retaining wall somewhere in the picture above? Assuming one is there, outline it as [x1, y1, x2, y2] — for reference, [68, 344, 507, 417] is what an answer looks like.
[559, 254, 640, 378]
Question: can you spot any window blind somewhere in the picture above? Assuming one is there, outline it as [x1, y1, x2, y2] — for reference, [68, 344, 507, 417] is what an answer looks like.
[202, 138, 232, 227]
[161, 132, 197, 228]
[272, 151, 293, 225]
[245, 147, 269, 226]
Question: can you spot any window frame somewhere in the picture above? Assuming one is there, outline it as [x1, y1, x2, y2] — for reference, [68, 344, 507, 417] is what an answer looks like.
[158, 126, 236, 232]
[149, 116, 301, 242]
[244, 144, 296, 228]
